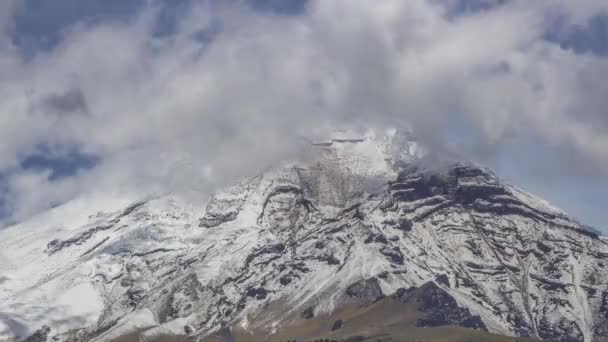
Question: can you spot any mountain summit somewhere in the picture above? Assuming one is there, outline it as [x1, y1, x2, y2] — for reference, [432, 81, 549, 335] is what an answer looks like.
[1, 130, 606, 342]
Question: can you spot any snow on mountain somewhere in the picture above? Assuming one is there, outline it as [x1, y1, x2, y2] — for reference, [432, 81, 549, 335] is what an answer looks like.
[1, 129, 607, 342]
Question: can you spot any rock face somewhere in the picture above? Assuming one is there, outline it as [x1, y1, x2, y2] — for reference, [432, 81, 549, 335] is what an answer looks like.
[412, 282, 486, 330]
[0, 130, 607, 342]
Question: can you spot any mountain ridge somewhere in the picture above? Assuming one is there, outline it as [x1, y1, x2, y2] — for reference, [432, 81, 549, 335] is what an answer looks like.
[0, 130, 606, 342]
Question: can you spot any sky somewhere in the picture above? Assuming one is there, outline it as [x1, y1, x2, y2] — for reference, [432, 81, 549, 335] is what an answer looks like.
[0, 0, 606, 230]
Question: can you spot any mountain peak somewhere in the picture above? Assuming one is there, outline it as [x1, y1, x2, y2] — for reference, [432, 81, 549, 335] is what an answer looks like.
[1, 130, 606, 342]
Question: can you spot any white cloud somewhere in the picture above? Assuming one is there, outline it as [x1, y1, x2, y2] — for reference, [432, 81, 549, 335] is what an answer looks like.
[0, 0, 607, 225]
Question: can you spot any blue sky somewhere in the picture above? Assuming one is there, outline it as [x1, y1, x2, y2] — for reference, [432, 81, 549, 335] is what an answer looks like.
[11, 0, 308, 56]
[0, 0, 607, 230]
[13, 0, 144, 54]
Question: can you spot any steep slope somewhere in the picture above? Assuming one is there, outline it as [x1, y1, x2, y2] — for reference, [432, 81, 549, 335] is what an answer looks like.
[110, 281, 537, 342]
[1, 130, 607, 342]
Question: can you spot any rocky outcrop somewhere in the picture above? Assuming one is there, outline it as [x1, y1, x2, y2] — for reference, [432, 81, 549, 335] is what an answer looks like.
[412, 282, 486, 330]
[199, 177, 259, 228]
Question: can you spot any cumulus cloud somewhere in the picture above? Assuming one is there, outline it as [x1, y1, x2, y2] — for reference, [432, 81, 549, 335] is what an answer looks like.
[1, 0, 608, 225]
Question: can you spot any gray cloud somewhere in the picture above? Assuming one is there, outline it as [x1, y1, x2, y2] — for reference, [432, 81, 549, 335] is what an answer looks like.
[39, 87, 89, 116]
[0, 0, 20, 43]
[0, 0, 607, 225]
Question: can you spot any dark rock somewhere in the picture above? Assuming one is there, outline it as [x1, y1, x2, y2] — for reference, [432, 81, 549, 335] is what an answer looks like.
[24, 325, 51, 342]
[45, 222, 116, 255]
[46, 240, 61, 254]
[199, 211, 239, 228]
[435, 274, 450, 287]
[244, 243, 287, 268]
[301, 306, 315, 319]
[381, 247, 404, 265]
[537, 317, 584, 341]
[537, 241, 552, 254]
[119, 201, 147, 218]
[345, 278, 384, 302]
[364, 233, 388, 244]
[398, 219, 413, 232]
[184, 325, 192, 334]
[394, 287, 416, 299]
[353, 209, 364, 220]
[325, 255, 341, 265]
[331, 319, 343, 331]
[415, 282, 486, 331]
[120, 278, 133, 287]
[280, 276, 292, 285]
[159, 275, 204, 323]
[127, 290, 144, 306]
[246, 287, 268, 300]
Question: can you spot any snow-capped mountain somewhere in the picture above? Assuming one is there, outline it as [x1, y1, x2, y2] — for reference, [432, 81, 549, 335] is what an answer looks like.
[1, 130, 607, 342]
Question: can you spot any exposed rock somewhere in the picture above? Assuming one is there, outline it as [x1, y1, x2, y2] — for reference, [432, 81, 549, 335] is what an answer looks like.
[345, 278, 384, 303]
[301, 307, 315, 319]
[414, 282, 486, 331]
[23, 325, 51, 342]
